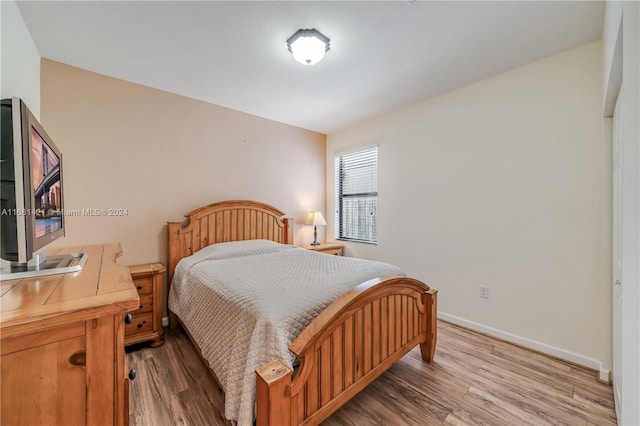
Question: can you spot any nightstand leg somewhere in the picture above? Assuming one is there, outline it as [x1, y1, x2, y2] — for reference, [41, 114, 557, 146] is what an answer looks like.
[149, 337, 165, 348]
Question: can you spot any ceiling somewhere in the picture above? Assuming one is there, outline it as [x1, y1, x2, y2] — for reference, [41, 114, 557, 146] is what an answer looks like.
[17, 1, 604, 134]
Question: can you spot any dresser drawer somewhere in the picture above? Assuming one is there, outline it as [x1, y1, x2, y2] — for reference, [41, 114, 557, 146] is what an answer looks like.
[125, 312, 153, 335]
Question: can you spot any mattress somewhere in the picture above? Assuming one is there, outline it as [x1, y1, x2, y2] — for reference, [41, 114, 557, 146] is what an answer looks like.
[168, 239, 405, 426]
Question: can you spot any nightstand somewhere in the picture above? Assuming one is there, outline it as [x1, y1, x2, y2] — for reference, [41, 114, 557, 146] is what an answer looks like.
[126, 263, 166, 347]
[300, 242, 344, 256]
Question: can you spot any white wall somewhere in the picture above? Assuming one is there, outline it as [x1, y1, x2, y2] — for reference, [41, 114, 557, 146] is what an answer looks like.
[327, 42, 611, 375]
[0, 0, 40, 118]
[603, 2, 640, 424]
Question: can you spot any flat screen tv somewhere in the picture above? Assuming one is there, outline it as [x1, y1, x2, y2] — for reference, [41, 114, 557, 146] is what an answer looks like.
[1, 97, 86, 280]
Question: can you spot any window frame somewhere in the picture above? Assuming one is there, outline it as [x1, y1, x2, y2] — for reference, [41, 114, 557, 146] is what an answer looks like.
[334, 146, 378, 245]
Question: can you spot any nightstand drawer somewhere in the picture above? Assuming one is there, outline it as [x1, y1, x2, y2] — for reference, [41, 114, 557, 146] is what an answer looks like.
[322, 247, 343, 256]
[135, 295, 153, 313]
[133, 277, 153, 295]
[125, 312, 153, 335]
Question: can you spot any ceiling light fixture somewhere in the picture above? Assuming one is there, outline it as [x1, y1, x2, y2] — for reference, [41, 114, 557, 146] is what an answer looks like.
[286, 28, 330, 66]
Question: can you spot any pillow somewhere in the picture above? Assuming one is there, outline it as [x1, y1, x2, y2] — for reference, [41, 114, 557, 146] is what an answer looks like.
[173, 240, 297, 285]
[189, 239, 294, 262]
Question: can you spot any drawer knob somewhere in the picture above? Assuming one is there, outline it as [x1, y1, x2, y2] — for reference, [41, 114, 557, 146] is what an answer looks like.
[139, 304, 143, 309]
[125, 314, 132, 324]
[128, 368, 137, 380]
[137, 322, 144, 328]
[137, 285, 143, 290]
[69, 351, 86, 366]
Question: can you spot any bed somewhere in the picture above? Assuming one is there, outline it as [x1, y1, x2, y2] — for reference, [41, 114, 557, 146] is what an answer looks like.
[167, 200, 437, 426]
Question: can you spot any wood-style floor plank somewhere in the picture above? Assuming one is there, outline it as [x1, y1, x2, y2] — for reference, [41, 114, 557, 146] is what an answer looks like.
[127, 320, 616, 425]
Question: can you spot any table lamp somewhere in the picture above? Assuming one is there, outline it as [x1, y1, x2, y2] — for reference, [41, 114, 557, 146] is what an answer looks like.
[306, 211, 327, 246]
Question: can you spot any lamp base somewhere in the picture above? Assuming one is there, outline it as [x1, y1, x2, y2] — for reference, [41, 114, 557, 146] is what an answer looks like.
[311, 225, 321, 246]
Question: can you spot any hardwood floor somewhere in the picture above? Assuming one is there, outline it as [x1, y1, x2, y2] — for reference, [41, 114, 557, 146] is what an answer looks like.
[127, 321, 616, 425]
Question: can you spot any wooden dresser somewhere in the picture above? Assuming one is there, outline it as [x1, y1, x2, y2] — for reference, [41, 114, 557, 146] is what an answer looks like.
[0, 244, 139, 426]
[126, 263, 165, 347]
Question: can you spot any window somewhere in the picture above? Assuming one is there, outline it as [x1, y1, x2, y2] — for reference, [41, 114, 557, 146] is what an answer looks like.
[335, 146, 378, 244]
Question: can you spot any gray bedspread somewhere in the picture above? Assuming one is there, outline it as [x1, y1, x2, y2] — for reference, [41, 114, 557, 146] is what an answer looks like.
[168, 239, 404, 426]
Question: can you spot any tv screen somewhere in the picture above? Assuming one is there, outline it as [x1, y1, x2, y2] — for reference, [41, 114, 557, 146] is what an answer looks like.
[1, 97, 87, 280]
[30, 127, 63, 239]
[1, 97, 66, 267]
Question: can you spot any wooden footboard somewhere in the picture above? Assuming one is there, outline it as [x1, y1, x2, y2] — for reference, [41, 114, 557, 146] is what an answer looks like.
[256, 276, 437, 426]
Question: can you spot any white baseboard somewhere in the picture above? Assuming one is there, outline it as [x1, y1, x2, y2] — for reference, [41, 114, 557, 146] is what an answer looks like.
[438, 311, 611, 383]
[162, 316, 169, 327]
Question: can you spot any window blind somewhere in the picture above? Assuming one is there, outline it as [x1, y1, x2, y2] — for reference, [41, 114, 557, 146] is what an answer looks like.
[335, 147, 378, 244]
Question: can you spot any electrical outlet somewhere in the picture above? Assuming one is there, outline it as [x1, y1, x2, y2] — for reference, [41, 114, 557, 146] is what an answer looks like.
[480, 285, 490, 299]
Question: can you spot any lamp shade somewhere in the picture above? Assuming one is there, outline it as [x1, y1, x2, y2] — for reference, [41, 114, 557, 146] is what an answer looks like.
[306, 211, 327, 226]
[287, 28, 330, 65]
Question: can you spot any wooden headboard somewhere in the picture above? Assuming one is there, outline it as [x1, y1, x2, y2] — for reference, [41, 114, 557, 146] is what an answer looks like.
[167, 200, 292, 281]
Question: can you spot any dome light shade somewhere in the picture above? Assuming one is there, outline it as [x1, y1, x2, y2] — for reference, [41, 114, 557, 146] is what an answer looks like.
[287, 28, 330, 66]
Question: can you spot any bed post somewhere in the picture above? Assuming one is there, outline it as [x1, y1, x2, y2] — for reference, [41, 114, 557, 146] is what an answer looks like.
[256, 360, 292, 426]
[283, 217, 293, 245]
[167, 221, 182, 283]
[420, 288, 438, 362]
